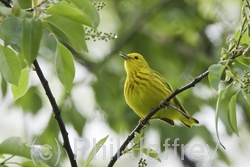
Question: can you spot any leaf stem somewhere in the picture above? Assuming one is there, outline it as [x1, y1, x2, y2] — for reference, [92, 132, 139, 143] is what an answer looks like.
[0, 155, 15, 165]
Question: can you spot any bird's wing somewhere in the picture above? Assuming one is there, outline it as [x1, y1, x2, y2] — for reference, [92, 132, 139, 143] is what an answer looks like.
[151, 70, 174, 92]
[151, 69, 189, 115]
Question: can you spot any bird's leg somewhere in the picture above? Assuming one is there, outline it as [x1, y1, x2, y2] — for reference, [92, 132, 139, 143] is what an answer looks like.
[167, 103, 192, 119]
[139, 118, 150, 126]
[162, 101, 192, 119]
[159, 100, 167, 109]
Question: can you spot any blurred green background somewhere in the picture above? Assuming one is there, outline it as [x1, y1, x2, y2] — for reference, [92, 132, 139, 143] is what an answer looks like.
[1, 0, 249, 167]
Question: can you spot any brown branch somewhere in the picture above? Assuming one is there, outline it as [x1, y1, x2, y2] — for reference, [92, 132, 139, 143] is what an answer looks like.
[107, 70, 209, 167]
[33, 60, 77, 167]
[0, 0, 12, 7]
[0, 1, 77, 166]
[107, 50, 244, 167]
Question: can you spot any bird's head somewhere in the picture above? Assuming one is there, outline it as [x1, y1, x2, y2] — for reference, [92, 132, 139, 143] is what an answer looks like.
[120, 52, 150, 73]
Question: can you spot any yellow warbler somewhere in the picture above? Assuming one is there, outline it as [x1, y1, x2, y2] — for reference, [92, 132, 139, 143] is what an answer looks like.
[120, 52, 199, 128]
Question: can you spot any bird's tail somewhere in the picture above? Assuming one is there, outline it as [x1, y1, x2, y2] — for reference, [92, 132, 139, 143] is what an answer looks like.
[180, 117, 199, 128]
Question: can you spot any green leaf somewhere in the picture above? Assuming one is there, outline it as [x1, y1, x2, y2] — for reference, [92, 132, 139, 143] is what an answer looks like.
[15, 86, 42, 114]
[228, 91, 239, 136]
[236, 55, 250, 68]
[1, 75, 8, 97]
[0, 154, 5, 159]
[11, 5, 21, 17]
[11, 68, 29, 100]
[12, 0, 32, 9]
[248, 24, 250, 38]
[68, 0, 100, 28]
[0, 137, 30, 159]
[208, 64, 225, 91]
[0, 45, 21, 85]
[43, 15, 88, 52]
[33, 0, 38, 8]
[38, 29, 57, 60]
[241, 90, 250, 107]
[0, 6, 32, 17]
[21, 161, 50, 167]
[18, 53, 29, 69]
[243, 46, 250, 58]
[83, 135, 109, 167]
[224, 70, 234, 82]
[134, 132, 143, 144]
[61, 99, 86, 136]
[67, 109, 86, 136]
[240, 32, 250, 45]
[0, 16, 22, 45]
[0, 6, 12, 16]
[215, 88, 226, 149]
[46, 1, 91, 26]
[220, 47, 231, 60]
[56, 42, 75, 92]
[22, 18, 43, 66]
[234, 29, 241, 41]
[141, 148, 161, 162]
[37, 114, 60, 146]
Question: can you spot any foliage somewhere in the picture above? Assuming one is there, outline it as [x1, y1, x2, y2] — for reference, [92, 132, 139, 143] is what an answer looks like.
[208, 0, 250, 148]
[0, 0, 99, 91]
[0, 0, 109, 166]
[83, 135, 108, 167]
[0, 0, 250, 167]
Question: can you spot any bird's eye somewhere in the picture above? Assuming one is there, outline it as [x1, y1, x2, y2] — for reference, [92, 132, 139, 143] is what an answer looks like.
[135, 56, 138, 60]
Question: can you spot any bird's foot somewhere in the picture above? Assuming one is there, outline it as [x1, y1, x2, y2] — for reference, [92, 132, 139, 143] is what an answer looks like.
[139, 118, 150, 126]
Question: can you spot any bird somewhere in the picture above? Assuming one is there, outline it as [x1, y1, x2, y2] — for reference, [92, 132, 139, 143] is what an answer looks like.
[120, 52, 199, 128]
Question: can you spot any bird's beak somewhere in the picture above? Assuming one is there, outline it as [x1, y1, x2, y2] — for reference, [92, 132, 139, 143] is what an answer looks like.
[119, 52, 130, 60]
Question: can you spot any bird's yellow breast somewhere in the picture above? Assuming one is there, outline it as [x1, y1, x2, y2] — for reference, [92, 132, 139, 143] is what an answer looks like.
[124, 69, 169, 118]
[121, 52, 199, 127]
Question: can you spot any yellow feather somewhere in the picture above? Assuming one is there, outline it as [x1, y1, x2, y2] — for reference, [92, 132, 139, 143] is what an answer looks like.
[120, 52, 199, 128]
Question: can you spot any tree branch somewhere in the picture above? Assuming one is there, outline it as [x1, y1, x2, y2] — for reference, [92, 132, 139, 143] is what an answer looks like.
[0, 1, 77, 166]
[108, 50, 244, 167]
[107, 69, 209, 167]
[33, 60, 77, 167]
[0, 0, 12, 7]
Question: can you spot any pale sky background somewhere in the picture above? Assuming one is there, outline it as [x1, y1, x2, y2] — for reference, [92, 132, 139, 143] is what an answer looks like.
[1, 0, 250, 167]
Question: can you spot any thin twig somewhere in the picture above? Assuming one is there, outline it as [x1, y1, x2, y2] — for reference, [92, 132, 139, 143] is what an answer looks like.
[166, 101, 192, 119]
[33, 60, 77, 167]
[108, 49, 244, 167]
[0, 155, 15, 165]
[0, 1, 77, 166]
[107, 70, 209, 167]
[0, 0, 12, 7]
